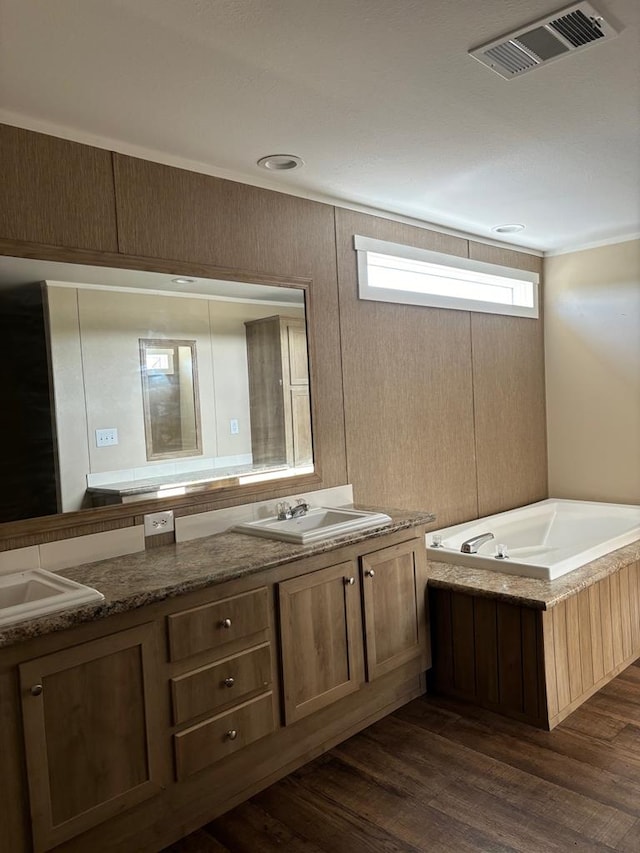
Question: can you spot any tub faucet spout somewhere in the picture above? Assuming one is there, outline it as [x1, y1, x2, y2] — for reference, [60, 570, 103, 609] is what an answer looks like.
[460, 532, 495, 553]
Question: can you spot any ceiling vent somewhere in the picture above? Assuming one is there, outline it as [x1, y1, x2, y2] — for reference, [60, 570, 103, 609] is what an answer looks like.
[469, 2, 620, 80]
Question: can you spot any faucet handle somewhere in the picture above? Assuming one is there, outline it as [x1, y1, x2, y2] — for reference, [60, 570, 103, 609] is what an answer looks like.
[276, 501, 292, 520]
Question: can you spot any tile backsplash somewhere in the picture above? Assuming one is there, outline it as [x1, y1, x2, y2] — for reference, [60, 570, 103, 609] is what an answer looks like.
[0, 527, 145, 575]
[0, 485, 354, 575]
[0, 546, 41, 575]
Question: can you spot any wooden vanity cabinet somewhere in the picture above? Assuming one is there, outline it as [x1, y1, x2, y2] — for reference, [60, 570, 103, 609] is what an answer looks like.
[278, 536, 430, 724]
[3, 525, 430, 853]
[18, 623, 166, 853]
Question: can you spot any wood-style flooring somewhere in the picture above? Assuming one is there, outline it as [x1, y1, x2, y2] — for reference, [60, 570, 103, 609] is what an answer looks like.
[164, 660, 640, 852]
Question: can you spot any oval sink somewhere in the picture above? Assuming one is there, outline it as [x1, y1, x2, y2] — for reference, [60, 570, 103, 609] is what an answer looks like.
[0, 569, 104, 629]
[233, 507, 392, 544]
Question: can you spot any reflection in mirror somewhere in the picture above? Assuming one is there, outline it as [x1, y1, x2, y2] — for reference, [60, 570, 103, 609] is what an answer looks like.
[0, 256, 313, 523]
[140, 339, 202, 460]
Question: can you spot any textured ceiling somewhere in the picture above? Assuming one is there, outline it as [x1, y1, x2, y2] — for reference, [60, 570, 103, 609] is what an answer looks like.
[1, 0, 638, 252]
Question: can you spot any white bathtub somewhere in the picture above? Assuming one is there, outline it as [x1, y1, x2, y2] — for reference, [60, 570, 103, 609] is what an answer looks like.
[426, 499, 640, 580]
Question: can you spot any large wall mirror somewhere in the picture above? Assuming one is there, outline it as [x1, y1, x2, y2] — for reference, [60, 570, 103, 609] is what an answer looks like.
[0, 255, 314, 526]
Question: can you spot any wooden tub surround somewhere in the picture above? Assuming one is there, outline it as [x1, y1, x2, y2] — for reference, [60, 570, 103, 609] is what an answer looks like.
[428, 538, 640, 729]
[0, 510, 432, 853]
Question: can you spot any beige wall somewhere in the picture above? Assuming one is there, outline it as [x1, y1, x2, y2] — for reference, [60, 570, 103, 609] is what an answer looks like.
[544, 239, 640, 504]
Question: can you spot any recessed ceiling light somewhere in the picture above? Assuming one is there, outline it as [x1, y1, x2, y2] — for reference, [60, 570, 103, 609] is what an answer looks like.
[491, 224, 525, 234]
[171, 277, 196, 285]
[257, 154, 304, 171]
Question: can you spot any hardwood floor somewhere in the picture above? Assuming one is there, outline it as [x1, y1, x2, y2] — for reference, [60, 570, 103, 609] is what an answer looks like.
[164, 660, 640, 852]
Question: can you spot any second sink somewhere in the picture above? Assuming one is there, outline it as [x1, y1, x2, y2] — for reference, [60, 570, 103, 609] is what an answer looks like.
[0, 569, 105, 629]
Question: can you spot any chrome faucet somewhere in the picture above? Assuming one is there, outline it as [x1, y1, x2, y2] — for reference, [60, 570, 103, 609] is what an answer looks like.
[276, 499, 310, 521]
[276, 501, 293, 520]
[291, 499, 310, 518]
[460, 532, 494, 553]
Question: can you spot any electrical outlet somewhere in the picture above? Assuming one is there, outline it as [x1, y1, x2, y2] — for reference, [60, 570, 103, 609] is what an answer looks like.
[96, 428, 118, 447]
[230, 418, 239, 435]
[143, 510, 174, 537]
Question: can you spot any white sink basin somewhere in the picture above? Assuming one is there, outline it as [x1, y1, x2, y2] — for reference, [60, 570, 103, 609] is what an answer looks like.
[233, 507, 392, 544]
[0, 569, 104, 629]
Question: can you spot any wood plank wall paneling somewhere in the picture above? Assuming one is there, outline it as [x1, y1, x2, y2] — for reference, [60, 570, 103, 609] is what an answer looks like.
[431, 561, 640, 730]
[0, 125, 118, 252]
[111, 154, 347, 494]
[451, 593, 476, 695]
[541, 608, 558, 721]
[430, 588, 545, 725]
[541, 559, 640, 725]
[473, 596, 499, 704]
[468, 244, 546, 517]
[431, 589, 454, 692]
[630, 564, 640, 650]
[588, 585, 605, 683]
[577, 589, 594, 690]
[521, 607, 540, 719]
[334, 208, 479, 527]
[497, 602, 524, 711]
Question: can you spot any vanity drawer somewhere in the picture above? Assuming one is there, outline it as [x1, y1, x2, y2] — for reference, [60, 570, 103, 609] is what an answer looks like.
[171, 643, 272, 725]
[167, 587, 269, 662]
[174, 692, 275, 780]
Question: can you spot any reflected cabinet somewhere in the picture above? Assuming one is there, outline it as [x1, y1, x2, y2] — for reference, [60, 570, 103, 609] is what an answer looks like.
[245, 315, 312, 469]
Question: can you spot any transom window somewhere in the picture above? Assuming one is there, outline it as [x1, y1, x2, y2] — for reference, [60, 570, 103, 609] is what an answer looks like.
[355, 235, 539, 318]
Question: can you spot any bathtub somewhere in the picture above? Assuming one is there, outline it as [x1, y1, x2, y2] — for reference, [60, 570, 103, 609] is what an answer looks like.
[426, 499, 640, 580]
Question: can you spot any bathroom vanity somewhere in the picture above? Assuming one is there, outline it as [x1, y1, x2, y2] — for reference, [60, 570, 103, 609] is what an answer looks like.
[0, 510, 431, 853]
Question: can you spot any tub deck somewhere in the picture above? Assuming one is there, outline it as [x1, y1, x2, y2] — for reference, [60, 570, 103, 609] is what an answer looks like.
[428, 539, 640, 729]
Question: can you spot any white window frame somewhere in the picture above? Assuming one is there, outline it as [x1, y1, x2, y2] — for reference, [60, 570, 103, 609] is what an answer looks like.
[354, 235, 539, 319]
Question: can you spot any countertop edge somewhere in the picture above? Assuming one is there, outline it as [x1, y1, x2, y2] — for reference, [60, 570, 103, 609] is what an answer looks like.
[427, 538, 640, 610]
[0, 509, 433, 649]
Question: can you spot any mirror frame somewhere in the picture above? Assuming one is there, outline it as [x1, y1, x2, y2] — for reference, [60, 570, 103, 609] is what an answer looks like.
[0, 239, 323, 548]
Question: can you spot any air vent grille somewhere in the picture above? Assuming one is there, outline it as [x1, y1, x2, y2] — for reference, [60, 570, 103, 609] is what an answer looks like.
[549, 9, 605, 46]
[485, 43, 539, 75]
[469, 2, 619, 80]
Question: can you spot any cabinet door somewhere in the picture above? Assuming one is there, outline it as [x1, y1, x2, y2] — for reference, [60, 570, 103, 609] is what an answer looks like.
[19, 624, 166, 852]
[0, 124, 118, 251]
[278, 561, 364, 724]
[286, 321, 309, 385]
[361, 540, 430, 681]
[290, 387, 313, 466]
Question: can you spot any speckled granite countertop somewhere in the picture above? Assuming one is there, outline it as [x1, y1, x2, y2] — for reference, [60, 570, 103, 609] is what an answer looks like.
[427, 538, 640, 610]
[0, 508, 433, 649]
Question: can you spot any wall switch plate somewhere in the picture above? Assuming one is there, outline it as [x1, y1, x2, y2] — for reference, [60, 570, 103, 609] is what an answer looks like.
[230, 418, 239, 435]
[96, 428, 118, 447]
[144, 510, 175, 537]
